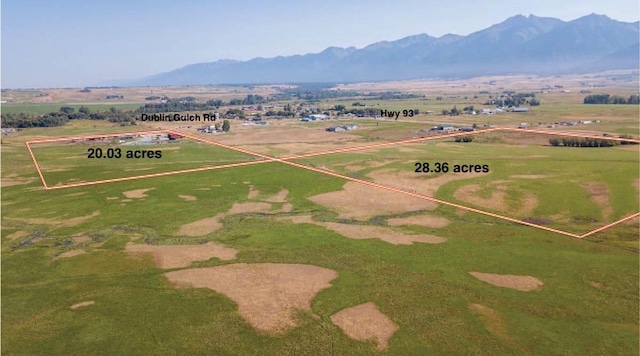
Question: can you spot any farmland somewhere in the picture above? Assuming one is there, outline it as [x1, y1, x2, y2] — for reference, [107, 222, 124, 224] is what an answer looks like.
[2, 74, 638, 354]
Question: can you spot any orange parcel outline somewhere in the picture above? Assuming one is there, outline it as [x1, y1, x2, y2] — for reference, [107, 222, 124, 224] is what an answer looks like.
[25, 127, 640, 239]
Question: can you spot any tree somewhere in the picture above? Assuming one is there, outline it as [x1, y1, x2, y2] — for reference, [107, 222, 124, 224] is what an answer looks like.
[78, 106, 91, 115]
[60, 106, 75, 114]
[222, 120, 231, 132]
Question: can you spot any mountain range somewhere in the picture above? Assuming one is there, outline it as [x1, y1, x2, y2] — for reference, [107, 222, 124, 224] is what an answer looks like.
[129, 14, 639, 86]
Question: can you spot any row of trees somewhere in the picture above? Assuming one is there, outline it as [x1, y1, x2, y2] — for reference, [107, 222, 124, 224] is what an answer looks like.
[454, 136, 474, 142]
[583, 94, 639, 104]
[484, 92, 540, 107]
[549, 137, 621, 147]
[229, 94, 266, 105]
[139, 98, 222, 114]
[1, 106, 135, 128]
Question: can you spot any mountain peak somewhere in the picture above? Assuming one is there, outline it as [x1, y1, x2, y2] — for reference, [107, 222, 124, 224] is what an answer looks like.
[127, 14, 640, 86]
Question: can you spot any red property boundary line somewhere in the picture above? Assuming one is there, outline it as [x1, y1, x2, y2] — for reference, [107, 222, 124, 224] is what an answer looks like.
[25, 127, 639, 238]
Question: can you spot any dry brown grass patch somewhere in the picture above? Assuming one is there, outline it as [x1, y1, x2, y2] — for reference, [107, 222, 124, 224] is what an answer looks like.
[368, 168, 486, 198]
[469, 303, 525, 351]
[63, 210, 101, 227]
[122, 188, 155, 199]
[1, 174, 35, 187]
[247, 185, 260, 199]
[264, 188, 289, 203]
[469, 271, 543, 291]
[178, 195, 197, 201]
[582, 182, 613, 221]
[510, 174, 551, 179]
[318, 222, 445, 245]
[72, 233, 91, 244]
[387, 215, 450, 228]
[4, 210, 100, 228]
[165, 263, 338, 333]
[126, 242, 237, 268]
[276, 215, 445, 245]
[227, 202, 272, 215]
[57, 250, 86, 258]
[176, 214, 224, 236]
[454, 182, 537, 217]
[331, 302, 399, 351]
[6, 231, 28, 241]
[309, 182, 436, 220]
[70, 301, 95, 310]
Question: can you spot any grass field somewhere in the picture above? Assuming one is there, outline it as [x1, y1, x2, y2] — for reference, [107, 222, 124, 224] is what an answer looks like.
[2, 79, 639, 354]
[1, 103, 143, 114]
[29, 138, 259, 187]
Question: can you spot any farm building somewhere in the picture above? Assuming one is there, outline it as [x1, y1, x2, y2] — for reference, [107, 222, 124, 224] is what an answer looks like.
[437, 124, 455, 133]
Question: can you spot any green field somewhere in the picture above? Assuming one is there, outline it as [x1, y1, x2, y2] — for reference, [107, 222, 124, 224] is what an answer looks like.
[2, 103, 142, 114]
[2, 94, 639, 354]
[30, 138, 259, 187]
[294, 132, 639, 236]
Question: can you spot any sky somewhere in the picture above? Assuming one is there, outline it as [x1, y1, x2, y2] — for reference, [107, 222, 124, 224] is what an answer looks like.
[2, 0, 639, 88]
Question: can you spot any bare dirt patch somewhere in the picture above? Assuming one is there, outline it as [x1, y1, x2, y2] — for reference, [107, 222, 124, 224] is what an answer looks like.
[122, 188, 155, 199]
[6, 231, 28, 241]
[178, 195, 197, 201]
[331, 302, 399, 351]
[57, 250, 86, 258]
[126, 242, 237, 268]
[581, 182, 613, 221]
[70, 301, 95, 310]
[387, 215, 450, 228]
[469, 271, 543, 291]
[264, 188, 289, 203]
[176, 214, 225, 236]
[165, 263, 338, 333]
[309, 182, 436, 220]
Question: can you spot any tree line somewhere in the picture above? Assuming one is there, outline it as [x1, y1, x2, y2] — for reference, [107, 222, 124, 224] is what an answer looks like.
[1, 106, 135, 128]
[583, 94, 639, 104]
[549, 136, 637, 147]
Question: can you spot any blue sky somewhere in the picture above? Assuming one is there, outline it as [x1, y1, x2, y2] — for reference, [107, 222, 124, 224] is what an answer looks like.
[2, 0, 638, 88]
